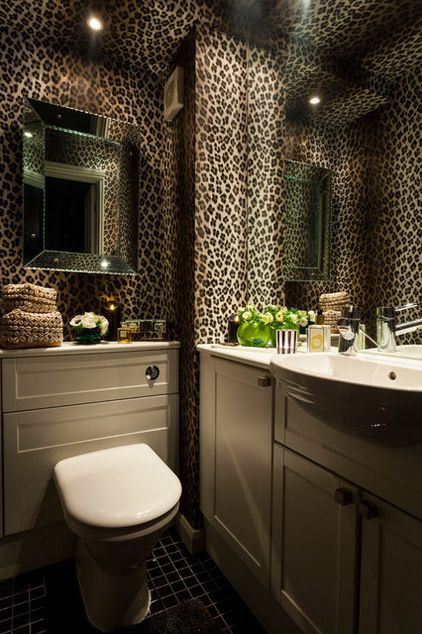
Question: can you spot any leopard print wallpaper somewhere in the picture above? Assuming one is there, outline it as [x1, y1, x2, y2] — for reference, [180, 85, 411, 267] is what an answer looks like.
[194, 27, 250, 343]
[246, 41, 286, 307]
[167, 26, 250, 527]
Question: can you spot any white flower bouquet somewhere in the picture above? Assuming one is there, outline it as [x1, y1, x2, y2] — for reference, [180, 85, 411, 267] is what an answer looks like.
[70, 312, 109, 343]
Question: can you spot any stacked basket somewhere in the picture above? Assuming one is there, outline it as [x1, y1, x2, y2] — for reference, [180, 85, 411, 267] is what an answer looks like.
[319, 291, 350, 329]
[0, 283, 63, 349]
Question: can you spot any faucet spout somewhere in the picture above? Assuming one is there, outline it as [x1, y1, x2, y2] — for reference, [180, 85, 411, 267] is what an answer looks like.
[395, 317, 422, 336]
[376, 303, 422, 353]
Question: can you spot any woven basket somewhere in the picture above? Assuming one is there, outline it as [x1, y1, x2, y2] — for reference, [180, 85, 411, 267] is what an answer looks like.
[0, 309, 63, 349]
[2, 283, 57, 314]
[319, 292, 350, 309]
[319, 291, 349, 302]
[322, 309, 342, 324]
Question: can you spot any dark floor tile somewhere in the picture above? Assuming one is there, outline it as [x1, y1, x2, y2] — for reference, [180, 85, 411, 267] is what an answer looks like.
[170, 580, 185, 594]
[0, 598, 12, 613]
[174, 588, 192, 602]
[0, 608, 12, 622]
[11, 627, 30, 634]
[10, 613, 30, 629]
[2, 528, 265, 634]
[29, 620, 47, 634]
[149, 599, 165, 616]
[0, 619, 12, 634]
[161, 594, 179, 610]
[190, 585, 207, 599]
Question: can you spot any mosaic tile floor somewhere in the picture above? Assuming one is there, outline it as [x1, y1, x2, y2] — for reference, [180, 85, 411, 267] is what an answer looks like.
[0, 528, 266, 633]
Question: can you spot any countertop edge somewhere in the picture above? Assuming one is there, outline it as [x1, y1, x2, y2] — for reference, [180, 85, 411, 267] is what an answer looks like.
[197, 343, 275, 369]
[0, 341, 180, 358]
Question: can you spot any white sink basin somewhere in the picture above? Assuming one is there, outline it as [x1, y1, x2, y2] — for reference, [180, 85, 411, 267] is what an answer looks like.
[270, 352, 422, 446]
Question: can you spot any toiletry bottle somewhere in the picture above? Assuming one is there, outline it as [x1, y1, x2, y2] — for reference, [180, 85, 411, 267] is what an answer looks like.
[315, 306, 324, 325]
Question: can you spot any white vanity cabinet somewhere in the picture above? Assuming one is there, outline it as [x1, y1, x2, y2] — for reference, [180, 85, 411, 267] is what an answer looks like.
[273, 385, 422, 634]
[0, 342, 179, 535]
[199, 345, 422, 634]
[200, 352, 273, 587]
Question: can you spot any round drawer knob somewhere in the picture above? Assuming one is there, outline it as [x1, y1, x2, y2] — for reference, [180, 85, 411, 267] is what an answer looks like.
[145, 365, 160, 381]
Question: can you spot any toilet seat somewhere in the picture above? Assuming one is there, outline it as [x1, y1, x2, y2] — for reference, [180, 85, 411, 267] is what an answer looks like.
[54, 444, 182, 538]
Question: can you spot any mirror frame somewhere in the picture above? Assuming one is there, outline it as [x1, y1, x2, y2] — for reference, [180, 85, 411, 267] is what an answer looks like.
[22, 98, 139, 275]
[284, 159, 332, 282]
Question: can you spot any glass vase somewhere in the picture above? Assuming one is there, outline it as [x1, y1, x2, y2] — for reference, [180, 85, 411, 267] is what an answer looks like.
[237, 321, 271, 348]
[75, 327, 102, 344]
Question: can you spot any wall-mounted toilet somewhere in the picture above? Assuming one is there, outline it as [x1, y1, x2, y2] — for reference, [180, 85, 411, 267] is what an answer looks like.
[54, 443, 182, 632]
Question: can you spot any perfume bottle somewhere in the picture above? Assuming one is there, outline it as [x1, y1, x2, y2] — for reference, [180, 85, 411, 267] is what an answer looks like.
[315, 306, 325, 325]
[117, 328, 132, 344]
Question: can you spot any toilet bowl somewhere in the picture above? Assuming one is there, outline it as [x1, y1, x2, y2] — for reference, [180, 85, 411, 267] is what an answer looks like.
[54, 443, 182, 632]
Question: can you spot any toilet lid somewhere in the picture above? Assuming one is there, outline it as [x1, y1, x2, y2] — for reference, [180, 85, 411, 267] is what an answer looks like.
[54, 444, 182, 528]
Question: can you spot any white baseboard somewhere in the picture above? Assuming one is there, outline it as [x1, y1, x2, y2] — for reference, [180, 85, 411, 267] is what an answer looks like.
[175, 513, 206, 555]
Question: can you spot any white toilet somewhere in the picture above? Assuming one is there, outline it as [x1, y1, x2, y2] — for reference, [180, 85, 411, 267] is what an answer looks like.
[54, 443, 182, 632]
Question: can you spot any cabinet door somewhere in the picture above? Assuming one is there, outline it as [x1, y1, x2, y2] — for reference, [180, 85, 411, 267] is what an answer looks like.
[359, 493, 422, 634]
[4, 394, 179, 534]
[272, 446, 359, 634]
[200, 357, 273, 587]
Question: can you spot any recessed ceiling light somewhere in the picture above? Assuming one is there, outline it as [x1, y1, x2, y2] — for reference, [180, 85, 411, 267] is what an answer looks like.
[100, 259, 109, 269]
[309, 95, 321, 105]
[24, 131, 33, 138]
[87, 16, 103, 32]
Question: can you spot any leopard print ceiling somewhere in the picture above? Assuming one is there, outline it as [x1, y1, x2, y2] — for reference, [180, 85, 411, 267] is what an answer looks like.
[1, 0, 419, 79]
[0, 0, 225, 78]
[268, 0, 421, 58]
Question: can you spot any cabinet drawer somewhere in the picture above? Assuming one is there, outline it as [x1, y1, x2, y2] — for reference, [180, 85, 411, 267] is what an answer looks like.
[2, 350, 178, 411]
[3, 394, 179, 535]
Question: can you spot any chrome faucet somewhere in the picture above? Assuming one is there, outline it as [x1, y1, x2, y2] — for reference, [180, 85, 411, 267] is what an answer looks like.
[337, 305, 361, 355]
[376, 302, 422, 353]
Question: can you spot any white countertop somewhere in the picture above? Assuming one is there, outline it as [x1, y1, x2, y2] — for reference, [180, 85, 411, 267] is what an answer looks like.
[0, 340, 180, 358]
[197, 343, 277, 369]
[197, 343, 422, 372]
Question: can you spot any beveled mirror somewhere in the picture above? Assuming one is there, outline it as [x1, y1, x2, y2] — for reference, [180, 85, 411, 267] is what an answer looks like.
[23, 98, 139, 274]
[284, 159, 331, 281]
